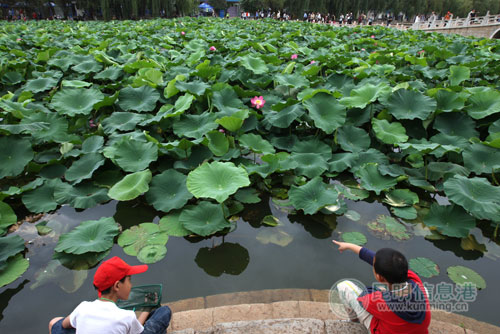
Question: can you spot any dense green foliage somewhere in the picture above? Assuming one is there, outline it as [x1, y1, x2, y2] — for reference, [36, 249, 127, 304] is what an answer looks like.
[0, 18, 499, 275]
[6, 0, 499, 20]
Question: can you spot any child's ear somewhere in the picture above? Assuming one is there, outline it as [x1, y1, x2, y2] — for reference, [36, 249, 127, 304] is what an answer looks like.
[112, 280, 121, 291]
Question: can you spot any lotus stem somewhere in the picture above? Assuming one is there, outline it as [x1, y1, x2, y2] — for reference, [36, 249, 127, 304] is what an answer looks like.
[221, 203, 227, 218]
[494, 223, 499, 240]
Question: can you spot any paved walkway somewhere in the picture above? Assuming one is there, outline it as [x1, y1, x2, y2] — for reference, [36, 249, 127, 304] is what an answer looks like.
[164, 289, 500, 334]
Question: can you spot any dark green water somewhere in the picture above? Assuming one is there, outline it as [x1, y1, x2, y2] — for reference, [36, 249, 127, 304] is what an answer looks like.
[1, 196, 500, 333]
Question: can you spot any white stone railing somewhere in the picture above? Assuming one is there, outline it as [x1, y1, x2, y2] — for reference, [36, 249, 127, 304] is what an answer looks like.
[411, 12, 500, 30]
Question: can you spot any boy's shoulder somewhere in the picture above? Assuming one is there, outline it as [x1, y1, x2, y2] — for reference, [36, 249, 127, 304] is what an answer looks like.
[73, 300, 136, 320]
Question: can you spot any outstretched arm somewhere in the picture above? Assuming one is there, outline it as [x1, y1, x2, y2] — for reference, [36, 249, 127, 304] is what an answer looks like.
[332, 240, 375, 266]
[332, 240, 362, 255]
[62, 316, 73, 329]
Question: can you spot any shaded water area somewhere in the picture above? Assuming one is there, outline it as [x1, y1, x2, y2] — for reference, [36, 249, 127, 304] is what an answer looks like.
[1, 195, 500, 333]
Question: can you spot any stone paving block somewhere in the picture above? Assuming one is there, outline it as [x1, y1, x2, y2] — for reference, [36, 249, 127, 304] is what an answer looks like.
[205, 290, 274, 308]
[432, 310, 496, 334]
[169, 297, 206, 313]
[270, 288, 311, 302]
[214, 318, 326, 334]
[325, 320, 368, 334]
[430, 320, 470, 334]
[271, 301, 300, 319]
[298, 301, 342, 321]
[310, 289, 330, 303]
[212, 303, 273, 324]
[171, 308, 213, 332]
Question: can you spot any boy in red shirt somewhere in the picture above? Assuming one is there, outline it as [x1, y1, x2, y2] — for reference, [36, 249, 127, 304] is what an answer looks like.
[332, 240, 431, 334]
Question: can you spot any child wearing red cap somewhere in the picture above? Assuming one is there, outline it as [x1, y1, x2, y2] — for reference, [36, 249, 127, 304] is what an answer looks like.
[48, 256, 171, 334]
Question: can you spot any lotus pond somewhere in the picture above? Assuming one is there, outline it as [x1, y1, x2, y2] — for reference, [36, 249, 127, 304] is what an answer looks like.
[0, 18, 500, 332]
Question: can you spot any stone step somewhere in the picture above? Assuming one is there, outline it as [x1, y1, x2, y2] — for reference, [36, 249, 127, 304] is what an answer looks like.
[166, 301, 480, 334]
[163, 289, 499, 334]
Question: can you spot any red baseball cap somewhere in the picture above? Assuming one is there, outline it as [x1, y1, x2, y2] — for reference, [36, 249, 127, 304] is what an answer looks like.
[94, 257, 148, 296]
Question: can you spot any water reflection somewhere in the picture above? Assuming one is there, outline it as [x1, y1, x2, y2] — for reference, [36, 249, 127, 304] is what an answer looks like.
[195, 242, 250, 277]
[0, 280, 28, 322]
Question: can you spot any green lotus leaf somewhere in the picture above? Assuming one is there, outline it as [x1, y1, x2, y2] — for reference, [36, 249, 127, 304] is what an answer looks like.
[292, 138, 331, 155]
[108, 170, 152, 201]
[62, 80, 92, 88]
[54, 182, 110, 209]
[427, 162, 469, 182]
[343, 210, 361, 221]
[169, 93, 195, 117]
[340, 83, 391, 109]
[95, 66, 123, 81]
[0, 122, 50, 136]
[355, 163, 397, 195]
[47, 57, 74, 71]
[51, 88, 104, 116]
[275, 73, 309, 88]
[372, 118, 408, 145]
[159, 212, 192, 237]
[187, 161, 250, 203]
[264, 103, 305, 128]
[433, 113, 478, 139]
[206, 131, 229, 157]
[2, 71, 23, 85]
[367, 215, 410, 241]
[137, 244, 167, 264]
[398, 140, 440, 154]
[435, 89, 467, 112]
[240, 55, 268, 74]
[146, 169, 193, 213]
[179, 202, 230, 237]
[234, 188, 261, 204]
[424, 204, 476, 238]
[239, 133, 275, 154]
[0, 254, 29, 288]
[173, 112, 218, 139]
[53, 250, 110, 270]
[117, 86, 160, 112]
[82, 136, 104, 153]
[449, 65, 470, 86]
[262, 215, 280, 226]
[72, 60, 103, 74]
[409, 257, 440, 278]
[118, 223, 168, 256]
[176, 80, 210, 96]
[24, 77, 59, 93]
[216, 113, 247, 132]
[289, 177, 339, 215]
[261, 152, 298, 172]
[383, 189, 419, 207]
[302, 93, 346, 134]
[443, 175, 500, 222]
[447, 266, 486, 290]
[211, 87, 246, 115]
[0, 202, 17, 236]
[22, 179, 62, 213]
[337, 125, 370, 153]
[106, 138, 158, 172]
[385, 89, 436, 120]
[465, 88, 500, 120]
[256, 228, 293, 247]
[195, 242, 250, 277]
[391, 206, 417, 220]
[102, 112, 149, 134]
[0, 137, 33, 179]
[461, 235, 486, 253]
[292, 153, 328, 179]
[341, 232, 367, 246]
[328, 153, 357, 173]
[0, 235, 25, 270]
[463, 143, 500, 175]
[65, 153, 105, 184]
[55, 217, 119, 255]
[20, 112, 70, 144]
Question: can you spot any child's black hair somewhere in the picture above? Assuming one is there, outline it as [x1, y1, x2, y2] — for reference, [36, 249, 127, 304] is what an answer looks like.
[374, 248, 408, 284]
[94, 276, 128, 295]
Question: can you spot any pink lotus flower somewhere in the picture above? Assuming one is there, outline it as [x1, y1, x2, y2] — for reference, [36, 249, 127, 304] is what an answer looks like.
[310, 60, 316, 65]
[89, 120, 97, 128]
[361, 48, 366, 51]
[219, 129, 225, 133]
[371, 35, 375, 38]
[291, 54, 298, 60]
[16, 38, 22, 41]
[181, 31, 186, 35]
[251, 96, 266, 109]
[209, 46, 216, 51]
